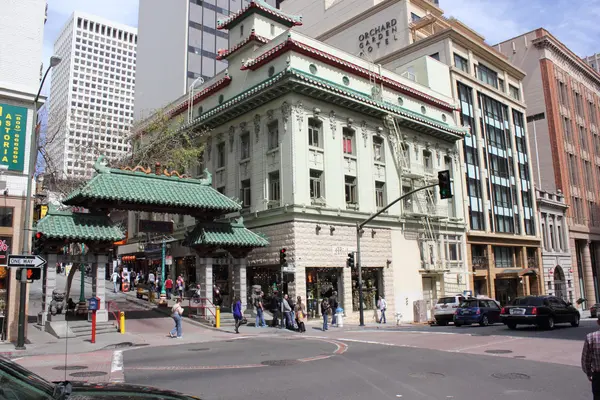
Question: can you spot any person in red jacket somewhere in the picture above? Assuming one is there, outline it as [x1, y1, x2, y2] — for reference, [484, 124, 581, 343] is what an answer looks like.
[165, 277, 174, 300]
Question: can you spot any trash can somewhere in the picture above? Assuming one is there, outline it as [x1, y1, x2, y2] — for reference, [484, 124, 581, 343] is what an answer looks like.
[336, 307, 344, 327]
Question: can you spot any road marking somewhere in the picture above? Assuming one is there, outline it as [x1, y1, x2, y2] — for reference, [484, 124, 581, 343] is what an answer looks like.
[336, 337, 415, 348]
[451, 337, 521, 352]
[110, 350, 124, 382]
[128, 364, 267, 371]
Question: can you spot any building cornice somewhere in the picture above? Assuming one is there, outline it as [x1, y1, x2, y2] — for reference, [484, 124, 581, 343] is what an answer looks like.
[242, 36, 458, 112]
[216, 30, 270, 60]
[377, 28, 527, 80]
[532, 33, 600, 91]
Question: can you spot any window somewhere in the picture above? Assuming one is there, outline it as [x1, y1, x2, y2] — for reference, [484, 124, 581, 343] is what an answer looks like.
[240, 179, 251, 208]
[444, 235, 462, 261]
[240, 24, 244, 37]
[268, 121, 279, 150]
[0, 208, 13, 227]
[509, 84, 520, 100]
[402, 183, 412, 212]
[310, 169, 323, 200]
[585, 161, 593, 188]
[568, 154, 579, 185]
[345, 176, 357, 205]
[429, 52, 440, 61]
[580, 126, 588, 152]
[423, 150, 433, 173]
[454, 53, 468, 73]
[563, 117, 573, 144]
[343, 128, 355, 155]
[375, 181, 385, 208]
[411, 12, 421, 22]
[240, 132, 250, 160]
[494, 247, 513, 268]
[268, 171, 280, 202]
[557, 80, 569, 106]
[589, 102, 597, 125]
[373, 136, 384, 162]
[217, 142, 226, 168]
[217, 186, 225, 194]
[575, 91, 584, 116]
[476, 64, 498, 88]
[557, 219, 564, 249]
[308, 118, 322, 148]
[498, 78, 505, 93]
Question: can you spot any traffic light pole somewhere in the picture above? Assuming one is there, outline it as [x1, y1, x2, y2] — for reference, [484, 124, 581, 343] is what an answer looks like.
[355, 182, 439, 326]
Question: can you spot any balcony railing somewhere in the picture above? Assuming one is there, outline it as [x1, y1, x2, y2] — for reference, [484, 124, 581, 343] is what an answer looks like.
[471, 256, 488, 270]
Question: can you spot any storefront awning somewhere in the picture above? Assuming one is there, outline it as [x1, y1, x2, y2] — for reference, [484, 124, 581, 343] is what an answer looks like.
[499, 268, 521, 275]
[519, 268, 538, 277]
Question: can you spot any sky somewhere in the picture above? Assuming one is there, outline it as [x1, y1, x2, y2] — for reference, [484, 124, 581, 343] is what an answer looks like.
[41, 0, 600, 96]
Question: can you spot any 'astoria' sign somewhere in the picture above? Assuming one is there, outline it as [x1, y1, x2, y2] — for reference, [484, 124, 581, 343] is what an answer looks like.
[358, 19, 399, 54]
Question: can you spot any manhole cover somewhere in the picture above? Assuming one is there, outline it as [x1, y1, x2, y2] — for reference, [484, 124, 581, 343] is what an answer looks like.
[189, 348, 210, 352]
[492, 373, 530, 380]
[52, 366, 88, 371]
[485, 349, 513, 354]
[409, 372, 445, 378]
[70, 371, 108, 378]
[261, 359, 301, 367]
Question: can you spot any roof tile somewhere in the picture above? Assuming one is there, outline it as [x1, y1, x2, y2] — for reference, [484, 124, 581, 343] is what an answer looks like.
[36, 210, 125, 242]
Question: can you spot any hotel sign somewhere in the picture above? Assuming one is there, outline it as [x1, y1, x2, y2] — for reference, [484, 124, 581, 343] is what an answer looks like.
[0, 104, 26, 172]
[358, 19, 398, 54]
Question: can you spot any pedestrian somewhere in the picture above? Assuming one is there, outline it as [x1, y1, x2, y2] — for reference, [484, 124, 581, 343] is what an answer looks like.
[169, 298, 184, 338]
[233, 296, 243, 334]
[255, 291, 266, 328]
[582, 315, 600, 399]
[330, 291, 339, 327]
[177, 275, 185, 299]
[148, 271, 155, 291]
[165, 277, 173, 299]
[377, 295, 387, 324]
[111, 270, 119, 293]
[283, 294, 293, 329]
[130, 271, 136, 289]
[270, 291, 280, 327]
[321, 297, 330, 331]
[295, 296, 306, 333]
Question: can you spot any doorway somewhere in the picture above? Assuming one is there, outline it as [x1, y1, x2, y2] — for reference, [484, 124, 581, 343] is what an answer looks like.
[554, 266, 567, 301]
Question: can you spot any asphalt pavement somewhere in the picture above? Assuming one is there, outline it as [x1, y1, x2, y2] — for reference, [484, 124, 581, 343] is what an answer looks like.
[123, 335, 591, 400]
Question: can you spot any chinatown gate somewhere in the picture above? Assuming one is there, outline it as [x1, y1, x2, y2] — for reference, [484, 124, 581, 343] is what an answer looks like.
[36, 157, 267, 337]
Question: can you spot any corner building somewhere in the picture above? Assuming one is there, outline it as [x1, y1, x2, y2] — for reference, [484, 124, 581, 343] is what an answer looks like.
[496, 29, 600, 305]
[280, 0, 543, 303]
[130, 1, 469, 322]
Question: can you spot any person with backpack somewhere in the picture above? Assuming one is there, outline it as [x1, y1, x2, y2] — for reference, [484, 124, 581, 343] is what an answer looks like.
[255, 291, 266, 328]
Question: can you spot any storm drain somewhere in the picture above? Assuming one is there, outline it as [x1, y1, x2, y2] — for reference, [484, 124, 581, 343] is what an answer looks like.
[492, 373, 530, 380]
[409, 372, 445, 379]
[69, 371, 108, 378]
[485, 349, 513, 354]
[188, 348, 210, 352]
[52, 366, 88, 371]
[261, 359, 301, 367]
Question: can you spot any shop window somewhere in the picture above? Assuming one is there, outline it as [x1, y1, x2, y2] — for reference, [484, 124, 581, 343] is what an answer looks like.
[0, 208, 13, 227]
[305, 267, 342, 319]
[352, 267, 383, 311]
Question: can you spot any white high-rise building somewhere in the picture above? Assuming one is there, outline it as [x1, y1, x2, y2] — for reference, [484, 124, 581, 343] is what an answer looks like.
[47, 12, 137, 179]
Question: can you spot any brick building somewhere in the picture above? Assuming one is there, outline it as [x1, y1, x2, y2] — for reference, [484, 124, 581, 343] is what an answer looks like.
[496, 29, 600, 306]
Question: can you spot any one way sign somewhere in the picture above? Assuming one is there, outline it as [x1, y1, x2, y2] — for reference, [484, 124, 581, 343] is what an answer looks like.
[8, 255, 47, 268]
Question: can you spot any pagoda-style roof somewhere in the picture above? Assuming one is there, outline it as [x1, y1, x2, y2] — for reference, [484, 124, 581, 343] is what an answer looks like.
[184, 217, 268, 253]
[36, 208, 124, 242]
[217, 29, 270, 61]
[64, 157, 242, 217]
[217, 0, 302, 31]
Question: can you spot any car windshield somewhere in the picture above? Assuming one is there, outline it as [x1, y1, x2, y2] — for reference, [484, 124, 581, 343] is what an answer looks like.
[0, 356, 56, 398]
[438, 297, 457, 304]
[511, 297, 544, 306]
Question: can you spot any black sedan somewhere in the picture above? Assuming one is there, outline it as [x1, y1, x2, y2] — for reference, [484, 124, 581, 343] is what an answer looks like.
[591, 303, 600, 318]
[500, 295, 580, 330]
[0, 356, 201, 400]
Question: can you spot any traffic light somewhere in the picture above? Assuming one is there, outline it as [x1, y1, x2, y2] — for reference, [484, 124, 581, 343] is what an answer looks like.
[32, 232, 44, 255]
[16, 268, 41, 281]
[346, 252, 355, 268]
[438, 170, 453, 199]
[279, 248, 287, 266]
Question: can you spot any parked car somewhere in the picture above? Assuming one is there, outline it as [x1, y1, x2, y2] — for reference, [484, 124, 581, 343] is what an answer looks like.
[434, 295, 465, 325]
[500, 295, 580, 330]
[454, 297, 502, 327]
[590, 303, 600, 318]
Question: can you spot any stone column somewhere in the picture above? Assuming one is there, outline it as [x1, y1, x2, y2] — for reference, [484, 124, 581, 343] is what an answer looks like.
[195, 256, 213, 304]
[583, 241, 596, 305]
[41, 253, 58, 330]
[487, 244, 496, 299]
[234, 258, 247, 312]
[342, 265, 353, 320]
[93, 254, 109, 322]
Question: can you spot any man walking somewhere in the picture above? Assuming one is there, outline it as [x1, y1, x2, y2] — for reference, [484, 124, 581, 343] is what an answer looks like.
[582, 315, 600, 399]
[330, 291, 339, 327]
[111, 270, 119, 293]
[377, 295, 387, 324]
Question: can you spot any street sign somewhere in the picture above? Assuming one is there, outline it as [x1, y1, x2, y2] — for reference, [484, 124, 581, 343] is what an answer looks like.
[8, 254, 46, 268]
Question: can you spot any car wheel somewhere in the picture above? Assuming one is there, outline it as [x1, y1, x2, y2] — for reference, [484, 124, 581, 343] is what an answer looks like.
[507, 322, 517, 330]
[571, 315, 580, 327]
[546, 316, 555, 330]
[479, 315, 489, 327]
[437, 320, 447, 326]
[454, 322, 463, 327]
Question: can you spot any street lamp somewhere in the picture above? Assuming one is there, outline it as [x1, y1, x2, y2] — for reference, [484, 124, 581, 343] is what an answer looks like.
[16, 55, 61, 350]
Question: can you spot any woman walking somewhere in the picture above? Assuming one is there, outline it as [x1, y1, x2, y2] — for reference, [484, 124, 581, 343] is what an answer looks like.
[169, 298, 184, 338]
[233, 296, 243, 334]
[295, 296, 306, 333]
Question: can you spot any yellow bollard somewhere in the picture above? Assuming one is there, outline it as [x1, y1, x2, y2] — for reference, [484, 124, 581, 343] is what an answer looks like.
[215, 306, 220, 328]
[119, 311, 125, 334]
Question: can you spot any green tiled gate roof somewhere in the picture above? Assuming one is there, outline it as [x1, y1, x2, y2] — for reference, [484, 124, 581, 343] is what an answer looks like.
[64, 157, 241, 214]
[185, 217, 269, 248]
[36, 209, 125, 242]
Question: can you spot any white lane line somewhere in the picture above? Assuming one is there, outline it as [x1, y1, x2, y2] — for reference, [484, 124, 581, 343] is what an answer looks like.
[336, 338, 415, 348]
[110, 350, 123, 374]
[451, 337, 521, 352]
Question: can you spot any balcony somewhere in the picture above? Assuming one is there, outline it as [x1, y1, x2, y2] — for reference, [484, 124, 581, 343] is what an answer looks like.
[472, 256, 488, 270]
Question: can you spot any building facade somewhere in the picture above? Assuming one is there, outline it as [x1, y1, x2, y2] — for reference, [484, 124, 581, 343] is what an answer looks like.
[496, 29, 600, 306]
[126, 1, 469, 322]
[0, 0, 47, 342]
[46, 12, 136, 179]
[133, 0, 277, 121]
[536, 188, 573, 303]
[280, 0, 542, 304]
[583, 53, 600, 74]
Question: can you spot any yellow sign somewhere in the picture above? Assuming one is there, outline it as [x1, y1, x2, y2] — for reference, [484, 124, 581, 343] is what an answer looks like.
[40, 205, 48, 218]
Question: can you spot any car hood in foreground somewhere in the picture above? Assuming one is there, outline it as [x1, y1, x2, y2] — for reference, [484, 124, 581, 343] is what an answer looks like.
[61, 381, 202, 399]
